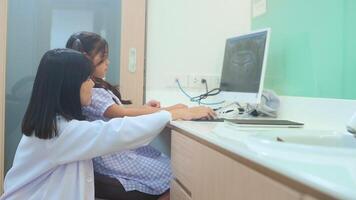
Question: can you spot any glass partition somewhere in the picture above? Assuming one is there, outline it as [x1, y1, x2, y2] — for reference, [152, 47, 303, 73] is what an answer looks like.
[252, 0, 356, 99]
[5, 0, 121, 172]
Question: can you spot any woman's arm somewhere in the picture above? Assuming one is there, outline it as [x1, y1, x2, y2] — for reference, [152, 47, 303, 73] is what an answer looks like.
[51, 107, 214, 164]
[52, 111, 172, 165]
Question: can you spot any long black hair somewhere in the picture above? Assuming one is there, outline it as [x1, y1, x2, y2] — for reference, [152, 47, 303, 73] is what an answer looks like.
[22, 49, 94, 139]
[66, 31, 131, 104]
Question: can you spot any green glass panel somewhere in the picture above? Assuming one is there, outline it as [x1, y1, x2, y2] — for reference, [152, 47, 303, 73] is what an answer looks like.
[252, 0, 356, 99]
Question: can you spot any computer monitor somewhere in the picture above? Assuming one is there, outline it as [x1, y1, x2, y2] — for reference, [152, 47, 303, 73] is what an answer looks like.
[218, 28, 270, 104]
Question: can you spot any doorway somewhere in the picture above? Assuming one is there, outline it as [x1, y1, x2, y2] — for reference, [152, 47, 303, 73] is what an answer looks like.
[0, 0, 146, 193]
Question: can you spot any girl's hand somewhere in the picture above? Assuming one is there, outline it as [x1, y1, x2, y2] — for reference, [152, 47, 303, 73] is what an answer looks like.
[187, 106, 216, 120]
[169, 106, 216, 121]
[146, 100, 161, 108]
[164, 103, 188, 111]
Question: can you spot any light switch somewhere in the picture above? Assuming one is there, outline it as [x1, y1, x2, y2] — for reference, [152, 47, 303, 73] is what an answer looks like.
[252, 0, 267, 18]
[128, 48, 137, 73]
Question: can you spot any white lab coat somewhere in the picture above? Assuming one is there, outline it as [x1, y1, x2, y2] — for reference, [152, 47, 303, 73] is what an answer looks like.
[0, 111, 171, 200]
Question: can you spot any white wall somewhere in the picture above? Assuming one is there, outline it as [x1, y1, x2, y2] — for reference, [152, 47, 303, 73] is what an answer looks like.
[146, 0, 252, 154]
[146, 0, 251, 91]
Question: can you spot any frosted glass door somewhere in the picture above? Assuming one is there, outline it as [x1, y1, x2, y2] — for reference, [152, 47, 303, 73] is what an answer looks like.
[5, 0, 122, 172]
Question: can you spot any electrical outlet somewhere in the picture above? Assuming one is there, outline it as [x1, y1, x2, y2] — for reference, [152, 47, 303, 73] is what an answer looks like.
[186, 74, 221, 89]
[173, 75, 188, 88]
[200, 75, 220, 89]
[188, 75, 204, 89]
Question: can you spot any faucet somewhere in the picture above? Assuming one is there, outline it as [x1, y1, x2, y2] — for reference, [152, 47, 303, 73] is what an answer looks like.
[346, 112, 356, 135]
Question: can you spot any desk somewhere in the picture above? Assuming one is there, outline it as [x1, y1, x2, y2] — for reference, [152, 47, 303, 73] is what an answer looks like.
[168, 121, 349, 200]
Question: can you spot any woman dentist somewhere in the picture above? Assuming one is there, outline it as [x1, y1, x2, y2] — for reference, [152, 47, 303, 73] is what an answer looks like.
[0, 49, 212, 200]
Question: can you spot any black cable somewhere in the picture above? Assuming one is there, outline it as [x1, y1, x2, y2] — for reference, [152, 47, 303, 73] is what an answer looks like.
[176, 79, 225, 105]
[190, 88, 221, 102]
[202, 79, 208, 93]
[190, 78, 222, 104]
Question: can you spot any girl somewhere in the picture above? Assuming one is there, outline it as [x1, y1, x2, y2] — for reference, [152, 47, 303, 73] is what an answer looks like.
[0, 49, 213, 200]
[66, 32, 215, 200]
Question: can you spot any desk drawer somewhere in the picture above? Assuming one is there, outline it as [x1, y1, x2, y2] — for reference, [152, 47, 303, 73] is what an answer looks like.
[171, 131, 198, 192]
[171, 179, 192, 200]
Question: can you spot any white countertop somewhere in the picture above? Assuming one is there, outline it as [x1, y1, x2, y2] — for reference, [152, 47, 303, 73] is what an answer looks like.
[170, 121, 356, 199]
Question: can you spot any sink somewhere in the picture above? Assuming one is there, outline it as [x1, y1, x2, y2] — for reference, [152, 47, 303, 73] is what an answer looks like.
[212, 123, 356, 199]
[213, 123, 356, 150]
[248, 130, 356, 149]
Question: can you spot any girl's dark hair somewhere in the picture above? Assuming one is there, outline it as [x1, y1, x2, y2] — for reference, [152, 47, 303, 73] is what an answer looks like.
[22, 49, 94, 139]
[66, 31, 131, 104]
